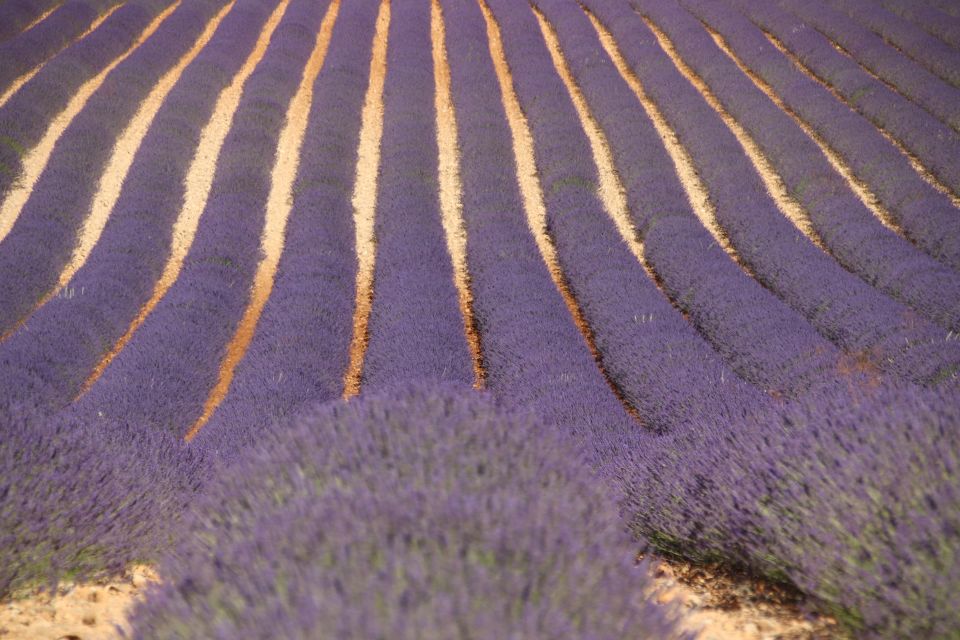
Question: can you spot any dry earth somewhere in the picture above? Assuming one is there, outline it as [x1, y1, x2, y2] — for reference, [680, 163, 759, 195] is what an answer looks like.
[0, 558, 840, 640]
[0, 566, 155, 640]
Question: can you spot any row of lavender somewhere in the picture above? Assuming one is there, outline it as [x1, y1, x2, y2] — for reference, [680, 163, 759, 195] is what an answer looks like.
[0, 0, 957, 637]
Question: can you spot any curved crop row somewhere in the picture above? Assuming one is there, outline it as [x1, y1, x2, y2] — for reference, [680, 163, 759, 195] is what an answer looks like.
[0, 0, 62, 44]
[483, 0, 764, 435]
[193, 0, 380, 453]
[0, 0, 178, 204]
[534, 0, 842, 398]
[437, 0, 639, 470]
[68, 0, 333, 438]
[0, 0, 122, 107]
[682, 0, 960, 271]
[727, 0, 960, 205]
[873, 0, 960, 49]
[823, 0, 960, 89]
[0, 0, 286, 415]
[581, 0, 960, 386]
[184, 0, 340, 442]
[636, 0, 960, 334]
[0, 0, 230, 342]
[358, 0, 475, 393]
[772, 0, 960, 133]
[924, 0, 960, 19]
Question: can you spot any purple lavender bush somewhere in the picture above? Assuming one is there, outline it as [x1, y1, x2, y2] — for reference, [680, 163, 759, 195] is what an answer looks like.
[130, 384, 689, 640]
[623, 382, 960, 638]
[0, 403, 205, 598]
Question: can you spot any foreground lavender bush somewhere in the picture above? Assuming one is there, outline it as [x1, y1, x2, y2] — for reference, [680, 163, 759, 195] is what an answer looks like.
[131, 384, 688, 640]
[0, 405, 205, 598]
[626, 382, 960, 638]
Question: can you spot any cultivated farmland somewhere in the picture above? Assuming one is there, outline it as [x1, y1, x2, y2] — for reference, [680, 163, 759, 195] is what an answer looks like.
[0, 0, 958, 638]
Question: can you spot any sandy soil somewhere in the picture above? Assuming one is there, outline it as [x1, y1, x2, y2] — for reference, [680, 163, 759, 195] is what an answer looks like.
[647, 555, 843, 640]
[0, 557, 841, 640]
[0, 566, 156, 640]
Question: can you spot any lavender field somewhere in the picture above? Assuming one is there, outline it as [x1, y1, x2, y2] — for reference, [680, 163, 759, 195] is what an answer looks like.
[0, 0, 958, 637]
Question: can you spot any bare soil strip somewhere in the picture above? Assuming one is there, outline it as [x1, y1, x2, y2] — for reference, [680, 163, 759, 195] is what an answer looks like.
[583, 7, 745, 268]
[703, 24, 904, 236]
[55, 3, 234, 293]
[431, 0, 485, 390]
[478, 0, 641, 422]
[537, 5, 728, 305]
[0, 2, 181, 245]
[342, 0, 390, 399]
[0, 566, 156, 640]
[0, 5, 122, 110]
[184, 0, 341, 442]
[641, 16, 828, 252]
[761, 29, 960, 210]
[14, 3, 62, 38]
[79, 0, 293, 397]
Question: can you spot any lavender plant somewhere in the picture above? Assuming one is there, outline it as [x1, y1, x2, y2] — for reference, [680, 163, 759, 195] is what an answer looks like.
[620, 382, 960, 638]
[0, 0, 124, 98]
[0, 0, 63, 44]
[440, 0, 641, 466]
[823, 0, 960, 89]
[195, 0, 380, 453]
[634, 0, 960, 333]
[69, 0, 331, 438]
[0, 0, 279, 415]
[582, 0, 960, 386]
[682, 0, 960, 271]
[484, 0, 765, 435]
[130, 384, 689, 640]
[771, 0, 960, 132]
[360, 0, 474, 392]
[0, 0, 177, 199]
[0, 403, 205, 598]
[726, 0, 960, 198]
[534, 0, 844, 398]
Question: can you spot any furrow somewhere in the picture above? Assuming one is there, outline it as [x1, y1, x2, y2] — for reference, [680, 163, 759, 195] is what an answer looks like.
[477, 0, 641, 421]
[438, 0, 639, 459]
[534, 8, 653, 277]
[581, 0, 960, 385]
[774, 0, 960, 134]
[342, 0, 390, 399]
[357, 0, 475, 392]
[702, 23, 902, 236]
[432, 0, 486, 390]
[0, 1, 231, 343]
[540, 0, 842, 397]
[484, 0, 768, 430]
[0, 2, 180, 245]
[0, 3, 122, 110]
[19, 3, 63, 32]
[0, 1, 62, 42]
[184, 0, 340, 442]
[638, 1, 960, 332]
[79, 0, 292, 396]
[579, 9, 739, 265]
[759, 27, 960, 210]
[189, 0, 381, 452]
[639, 14, 825, 250]
[64, 0, 336, 438]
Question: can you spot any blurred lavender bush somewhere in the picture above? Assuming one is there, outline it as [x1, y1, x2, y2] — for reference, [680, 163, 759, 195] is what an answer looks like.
[0, 403, 205, 597]
[624, 382, 960, 638]
[130, 384, 689, 639]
